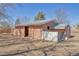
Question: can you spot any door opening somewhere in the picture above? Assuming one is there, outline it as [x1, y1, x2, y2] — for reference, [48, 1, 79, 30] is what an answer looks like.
[25, 26, 29, 37]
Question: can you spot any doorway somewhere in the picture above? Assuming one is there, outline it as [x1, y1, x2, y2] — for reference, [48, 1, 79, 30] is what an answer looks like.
[25, 26, 29, 37]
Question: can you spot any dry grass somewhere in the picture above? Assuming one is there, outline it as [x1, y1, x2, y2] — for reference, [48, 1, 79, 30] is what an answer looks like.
[0, 30, 79, 56]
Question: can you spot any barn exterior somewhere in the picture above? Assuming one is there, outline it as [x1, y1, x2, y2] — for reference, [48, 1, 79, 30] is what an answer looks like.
[12, 19, 71, 42]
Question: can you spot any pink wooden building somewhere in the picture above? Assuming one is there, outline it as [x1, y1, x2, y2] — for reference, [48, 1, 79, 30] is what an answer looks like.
[12, 19, 71, 42]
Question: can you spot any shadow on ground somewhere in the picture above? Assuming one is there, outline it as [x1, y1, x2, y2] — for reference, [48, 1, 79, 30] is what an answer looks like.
[0, 44, 56, 56]
[70, 35, 75, 38]
[73, 53, 79, 56]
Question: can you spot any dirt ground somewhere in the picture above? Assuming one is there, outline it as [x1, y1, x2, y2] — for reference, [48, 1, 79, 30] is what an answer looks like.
[0, 30, 79, 56]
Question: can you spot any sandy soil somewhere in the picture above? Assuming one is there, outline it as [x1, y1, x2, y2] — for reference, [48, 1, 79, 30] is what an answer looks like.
[0, 30, 79, 56]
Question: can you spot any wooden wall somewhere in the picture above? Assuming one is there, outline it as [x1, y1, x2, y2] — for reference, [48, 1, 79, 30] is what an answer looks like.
[0, 28, 11, 33]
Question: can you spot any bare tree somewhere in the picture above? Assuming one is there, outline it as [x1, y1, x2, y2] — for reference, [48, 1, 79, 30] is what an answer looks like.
[15, 18, 21, 26]
[76, 23, 79, 29]
[0, 3, 16, 29]
[55, 9, 69, 24]
[0, 3, 15, 18]
[22, 16, 30, 24]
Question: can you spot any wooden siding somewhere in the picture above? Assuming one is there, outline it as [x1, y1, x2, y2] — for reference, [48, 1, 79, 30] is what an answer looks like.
[0, 28, 11, 33]
[44, 29, 65, 32]
[29, 27, 42, 40]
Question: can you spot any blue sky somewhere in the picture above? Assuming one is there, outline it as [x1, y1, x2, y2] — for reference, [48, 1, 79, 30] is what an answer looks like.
[6, 3, 79, 25]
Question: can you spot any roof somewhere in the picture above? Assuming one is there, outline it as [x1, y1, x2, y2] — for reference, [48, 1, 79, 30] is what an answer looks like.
[16, 19, 57, 27]
[15, 19, 69, 30]
[54, 24, 68, 29]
